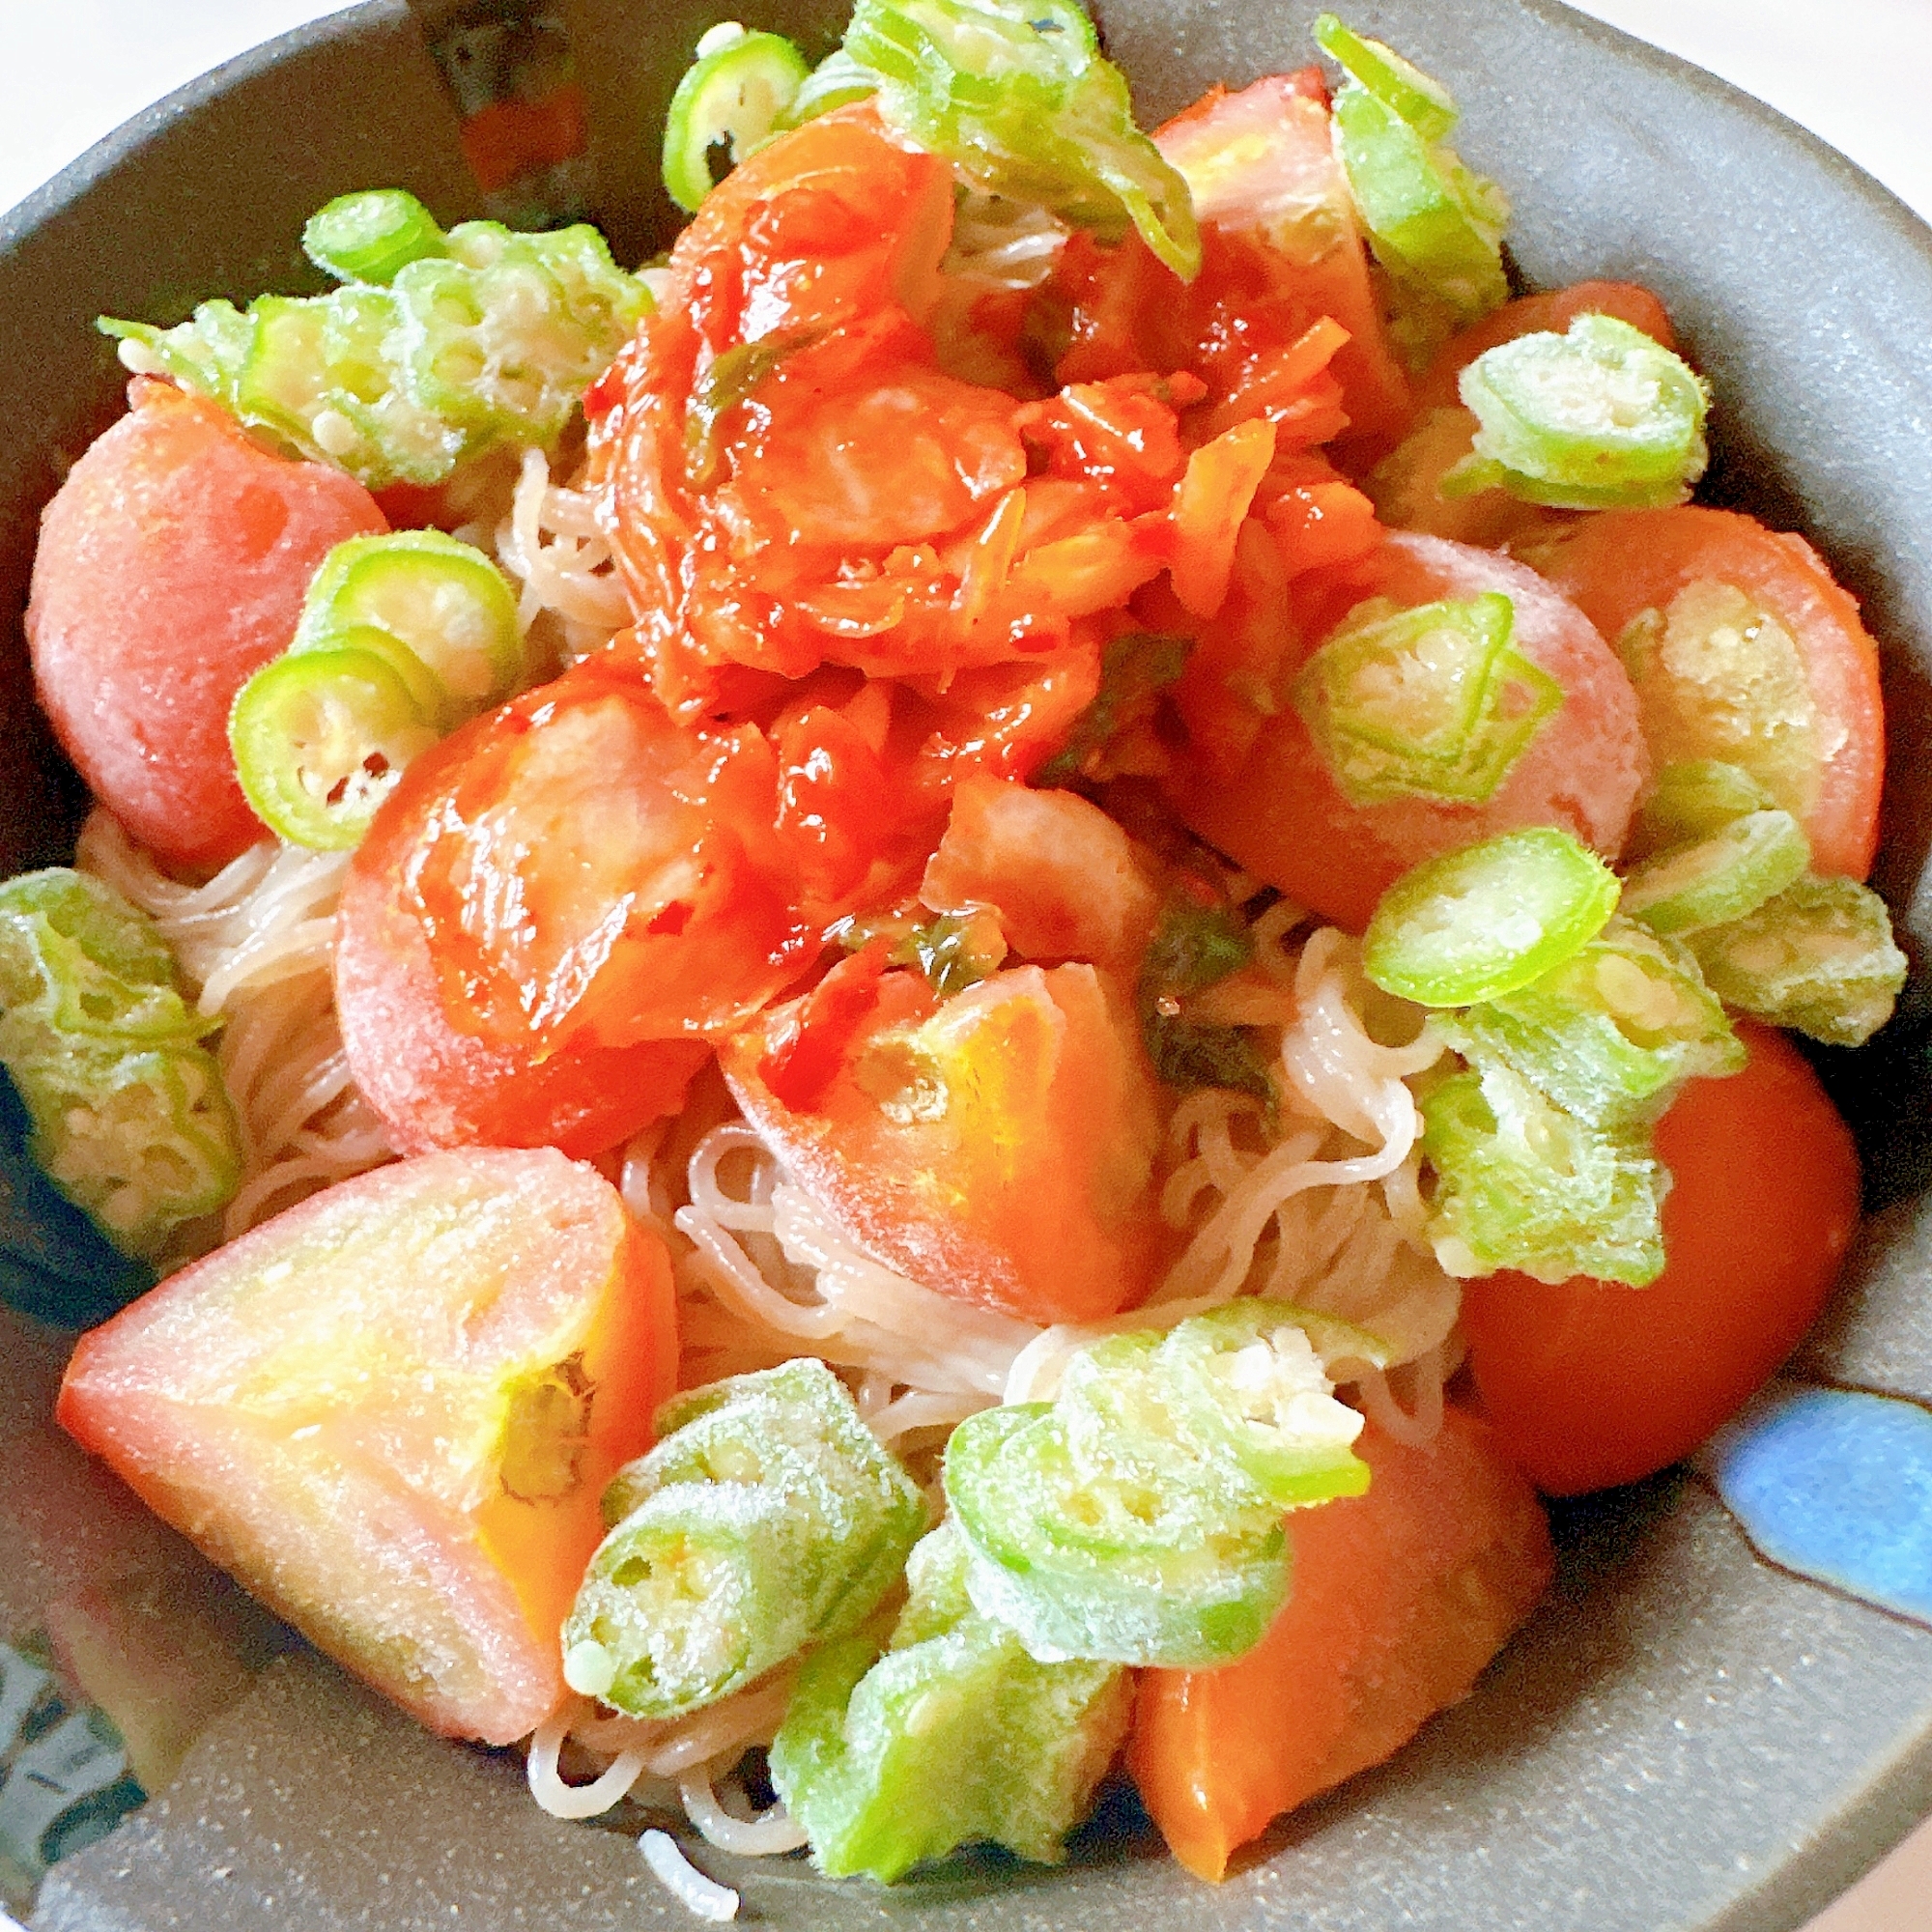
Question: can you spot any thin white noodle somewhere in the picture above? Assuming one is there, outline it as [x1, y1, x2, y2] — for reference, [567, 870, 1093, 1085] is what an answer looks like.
[75, 810, 391, 1245]
[527, 1704, 648, 1819]
[639, 1830, 741, 1923]
[678, 1763, 810, 1856]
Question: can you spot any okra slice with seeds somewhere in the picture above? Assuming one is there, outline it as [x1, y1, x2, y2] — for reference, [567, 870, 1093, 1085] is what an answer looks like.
[946, 1400, 1290, 1667]
[11, 1046, 241, 1264]
[1421, 1062, 1667, 1286]
[562, 1360, 924, 1719]
[1689, 872, 1908, 1048]
[946, 1306, 1371, 1667]
[770, 1521, 1130, 1882]
[0, 871, 209, 1053]
[1293, 593, 1562, 810]
[1447, 313, 1710, 510]
[0, 871, 241, 1264]
[1436, 915, 1742, 1127]
[1619, 809, 1811, 936]
[228, 646, 440, 852]
[294, 530, 525, 717]
[1363, 827, 1622, 1009]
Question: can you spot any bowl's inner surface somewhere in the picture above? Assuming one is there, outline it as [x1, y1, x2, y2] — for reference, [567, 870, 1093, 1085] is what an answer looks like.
[5, 3, 1932, 1929]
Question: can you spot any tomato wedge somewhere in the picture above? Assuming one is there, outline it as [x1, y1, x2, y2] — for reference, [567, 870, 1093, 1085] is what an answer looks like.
[59, 1149, 677, 1746]
[1170, 532, 1647, 930]
[382, 669, 802, 1054]
[27, 381, 386, 867]
[1153, 74, 1412, 453]
[722, 963, 1166, 1324]
[1531, 505, 1886, 878]
[1461, 1022, 1861, 1495]
[1129, 1407, 1552, 1881]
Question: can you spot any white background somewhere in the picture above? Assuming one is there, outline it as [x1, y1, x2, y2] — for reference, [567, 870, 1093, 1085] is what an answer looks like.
[1, 5, 1927, 1930]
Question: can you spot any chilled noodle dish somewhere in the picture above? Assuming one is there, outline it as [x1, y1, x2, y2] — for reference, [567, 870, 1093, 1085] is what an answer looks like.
[8, 0, 1911, 1914]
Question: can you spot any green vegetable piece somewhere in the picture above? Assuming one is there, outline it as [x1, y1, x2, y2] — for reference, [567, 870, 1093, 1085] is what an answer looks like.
[1327, 80, 1509, 364]
[395, 244, 591, 440]
[1312, 14, 1458, 142]
[1629, 759, 1776, 861]
[0, 1066, 155, 1327]
[893, 912, 1005, 998]
[100, 207, 645, 490]
[302, 188, 447, 285]
[1293, 592, 1562, 809]
[685, 329, 816, 489]
[313, 286, 470, 485]
[1619, 809, 1811, 935]
[948, 1401, 1288, 1665]
[1446, 313, 1710, 510]
[0, 871, 240, 1264]
[838, 0, 1201, 279]
[946, 1308, 1370, 1666]
[295, 529, 525, 717]
[0, 870, 207, 1053]
[1036, 630, 1191, 786]
[1436, 915, 1742, 1126]
[0, 866, 237, 1260]
[1421, 1062, 1666, 1286]
[663, 26, 811, 213]
[1097, 1300, 1382, 1508]
[770, 1521, 1130, 1881]
[1135, 900, 1275, 1104]
[99, 299, 252, 409]
[1364, 827, 1622, 1009]
[561, 1359, 924, 1719]
[228, 646, 440, 852]
[1689, 872, 1909, 1047]
[780, 47, 878, 126]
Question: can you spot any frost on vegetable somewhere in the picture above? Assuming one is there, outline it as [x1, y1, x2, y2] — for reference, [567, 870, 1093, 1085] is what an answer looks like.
[944, 1305, 1374, 1667]
[99, 193, 648, 490]
[1420, 1061, 1667, 1286]
[1689, 872, 1908, 1047]
[823, 0, 1201, 279]
[1618, 808, 1811, 936]
[561, 1359, 924, 1719]
[1435, 916, 1742, 1128]
[1293, 594, 1562, 810]
[0, 870, 240, 1266]
[1446, 313, 1710, 509]
[769, 1520, 1131, 1882]
[1314, 14, 1509, 364]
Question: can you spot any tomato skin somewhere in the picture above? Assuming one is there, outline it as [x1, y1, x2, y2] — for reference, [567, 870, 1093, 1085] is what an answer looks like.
[1129, 1409, 1552, 1882]
[1462, 1022, 1861, 1496]
[1169, 532, 1647, 931]
[27, 381, 387, 867]
[335, 687, 735, 1158]
[1411, 279, 1677, 412]
[1532, 505, 1886, 879]
[58, 1149, 677, 1746]
[376, 668, 804, 1059]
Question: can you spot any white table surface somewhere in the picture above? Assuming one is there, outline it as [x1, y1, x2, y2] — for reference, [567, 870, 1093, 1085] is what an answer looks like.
[2, 6, 1928, 1931]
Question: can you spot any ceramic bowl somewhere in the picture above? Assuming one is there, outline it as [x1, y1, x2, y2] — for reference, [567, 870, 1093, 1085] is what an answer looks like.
[3, 3, 1931, 1928]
